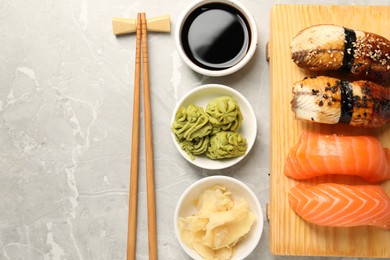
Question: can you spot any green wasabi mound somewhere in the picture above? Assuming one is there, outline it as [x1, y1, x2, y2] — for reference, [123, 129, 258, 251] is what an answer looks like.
[178, 136, 210, 160]
[171, 104, 212, 141]
[206, 131, 247, 159]
[206, 96, 243, 134]
[171, 96, 248, 160]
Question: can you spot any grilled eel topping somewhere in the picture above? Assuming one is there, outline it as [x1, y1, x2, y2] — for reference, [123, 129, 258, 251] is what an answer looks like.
[291, 76, 390, 127]
[291, 24, 390, 83]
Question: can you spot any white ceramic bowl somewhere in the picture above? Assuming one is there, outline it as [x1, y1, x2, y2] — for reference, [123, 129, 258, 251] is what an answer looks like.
[175, 0, 258, 77]
[171, 84, 257, 170]
[174, 175, 264, 260]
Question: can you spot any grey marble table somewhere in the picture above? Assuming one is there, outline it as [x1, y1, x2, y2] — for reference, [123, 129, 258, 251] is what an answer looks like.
[1, 0, 389, 259]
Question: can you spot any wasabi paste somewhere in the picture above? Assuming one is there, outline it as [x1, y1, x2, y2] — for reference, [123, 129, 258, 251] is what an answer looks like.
[206, 96, 243, 134]
[171, 97, 248, 160]
[171, 104, 212, 141]
[178, 136, 210, 160]
[206, 131, 247, 159]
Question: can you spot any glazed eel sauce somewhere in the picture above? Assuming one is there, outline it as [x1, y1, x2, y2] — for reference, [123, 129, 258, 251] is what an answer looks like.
[337, 80, 390, 124]
[336, 28, 390, 124]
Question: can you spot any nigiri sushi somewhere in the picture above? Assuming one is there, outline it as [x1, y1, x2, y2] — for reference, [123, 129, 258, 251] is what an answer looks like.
[284, 131, 390, 182]
[291, 24, 390, 83]
[289, 183, 390, 230]
[291, 76, 390, 127]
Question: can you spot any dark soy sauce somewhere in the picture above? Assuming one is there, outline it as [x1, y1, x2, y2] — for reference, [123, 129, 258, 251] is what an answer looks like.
[181, 3, 251, 70]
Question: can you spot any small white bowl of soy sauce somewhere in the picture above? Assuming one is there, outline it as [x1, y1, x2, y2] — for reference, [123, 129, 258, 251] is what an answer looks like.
[175, 0, 258, 77]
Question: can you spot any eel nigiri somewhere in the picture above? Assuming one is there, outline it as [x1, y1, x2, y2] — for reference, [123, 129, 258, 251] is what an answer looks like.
[291, 76, 390, 127]
[289, 183, 390, 230]
[291, 24, 390, 83]
[284, 131, 390, 182]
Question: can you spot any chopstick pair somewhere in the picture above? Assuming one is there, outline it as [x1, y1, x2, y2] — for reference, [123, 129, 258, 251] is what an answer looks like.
[112, 12, 170, 260]
[127, 13, 157, 260]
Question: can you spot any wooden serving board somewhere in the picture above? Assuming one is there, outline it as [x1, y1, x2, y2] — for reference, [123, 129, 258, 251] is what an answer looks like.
[269, 5, 390, 257]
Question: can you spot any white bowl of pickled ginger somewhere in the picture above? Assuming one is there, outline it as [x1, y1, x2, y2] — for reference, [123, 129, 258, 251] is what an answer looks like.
[174, 175, 263, 260]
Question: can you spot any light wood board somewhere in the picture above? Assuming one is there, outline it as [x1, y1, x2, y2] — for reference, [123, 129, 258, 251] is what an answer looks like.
[269, 4, 390, 257]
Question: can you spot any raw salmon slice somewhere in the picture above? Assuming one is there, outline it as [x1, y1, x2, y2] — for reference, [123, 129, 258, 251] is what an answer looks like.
[289, 183, 390, 229]
[284, 131, 390, 182]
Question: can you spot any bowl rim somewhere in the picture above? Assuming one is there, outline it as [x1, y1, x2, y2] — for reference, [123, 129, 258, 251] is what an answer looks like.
[175, 0, 258, 77]
[173, 175, 264, 260]
[170, 83, 257, 170]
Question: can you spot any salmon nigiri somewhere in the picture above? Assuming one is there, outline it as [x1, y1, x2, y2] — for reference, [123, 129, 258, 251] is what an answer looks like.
[284, 131, 390, 182]
[289, 183, 390, 229]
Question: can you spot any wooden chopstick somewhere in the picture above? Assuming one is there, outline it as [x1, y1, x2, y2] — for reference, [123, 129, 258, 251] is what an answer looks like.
[140, 12, 158, 260]
[127, 13, 142, 260]
[126, 12, 158, 260]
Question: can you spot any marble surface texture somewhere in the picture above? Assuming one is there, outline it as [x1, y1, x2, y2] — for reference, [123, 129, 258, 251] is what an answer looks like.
[1, 0, 389, 259]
